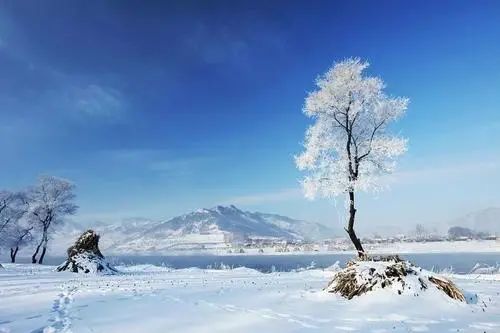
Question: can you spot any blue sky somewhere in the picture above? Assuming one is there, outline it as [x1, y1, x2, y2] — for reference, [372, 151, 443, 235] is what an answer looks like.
[0, 1, 499, 233]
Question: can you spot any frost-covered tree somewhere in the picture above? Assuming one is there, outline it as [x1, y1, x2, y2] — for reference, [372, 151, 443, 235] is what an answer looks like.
[296, 58, 408, 257]
[0, 191, 22, 236]
[0, 191, 27, 243]
[414, 224, 428, 241]
[6, 223, 33, 263]
[0, 191, 31, 262]
[28, 176, 78, 264]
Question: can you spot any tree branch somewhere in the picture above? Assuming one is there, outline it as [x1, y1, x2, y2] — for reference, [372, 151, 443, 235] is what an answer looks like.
[357, 119, 386, 161]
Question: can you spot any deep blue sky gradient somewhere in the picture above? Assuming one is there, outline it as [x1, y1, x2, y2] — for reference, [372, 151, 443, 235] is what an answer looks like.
[1, 1, 499, 232]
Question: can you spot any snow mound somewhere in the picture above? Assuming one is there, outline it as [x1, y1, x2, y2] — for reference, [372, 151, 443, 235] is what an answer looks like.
[58, 252, 118, 274]
[118, 264, 172, 273]
[57, 229, 118, 275]
[325, 256, 466, 302]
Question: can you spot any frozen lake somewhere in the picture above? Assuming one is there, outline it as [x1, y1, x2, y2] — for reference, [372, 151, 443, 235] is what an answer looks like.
[27, 252, 499, 273]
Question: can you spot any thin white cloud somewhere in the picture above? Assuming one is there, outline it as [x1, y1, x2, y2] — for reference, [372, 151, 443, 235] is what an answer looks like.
[72, 84, 124, 118]
[97, 148, 211, 174]
[386, 159, 499, 185]
[41, 83, 125, 121]
[222, 158, 499, 207]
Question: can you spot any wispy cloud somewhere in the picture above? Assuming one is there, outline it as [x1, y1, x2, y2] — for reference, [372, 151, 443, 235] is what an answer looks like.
[39, 82, 126, 121]
[221, 188, 302, 206]
[71, 84, 124, 118]
[223, 159, 500, 208]
[98, 148, 211, 175]
[386, 159, 500, 185]
[0, 23, 126, 123]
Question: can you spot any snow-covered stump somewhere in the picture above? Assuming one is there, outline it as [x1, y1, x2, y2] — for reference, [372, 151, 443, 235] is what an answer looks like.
[325, 256, 465, 302]
[57, 229, 118, 274]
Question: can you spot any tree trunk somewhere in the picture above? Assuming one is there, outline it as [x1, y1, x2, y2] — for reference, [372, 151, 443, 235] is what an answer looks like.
[345, 190, 365, 258]
[38, 238, 48, 265]
[32, 240, 42, 264]
[10, 247, 19, 263]
[39, 246, 47, 264]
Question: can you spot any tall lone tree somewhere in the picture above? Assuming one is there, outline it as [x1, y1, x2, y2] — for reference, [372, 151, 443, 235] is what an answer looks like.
[29, 176, 78, 264]
[296, 58, 408, 257]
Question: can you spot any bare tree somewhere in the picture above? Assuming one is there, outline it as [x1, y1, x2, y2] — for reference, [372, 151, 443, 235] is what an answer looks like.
[296, 58, 408, 257]
[28, 176, 78, 264]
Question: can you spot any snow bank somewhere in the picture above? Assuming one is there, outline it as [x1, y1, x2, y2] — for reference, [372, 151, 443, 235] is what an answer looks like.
[117, 264, 172, 273]
[57, 252, 118, 275]
[1, 263, 499, 333]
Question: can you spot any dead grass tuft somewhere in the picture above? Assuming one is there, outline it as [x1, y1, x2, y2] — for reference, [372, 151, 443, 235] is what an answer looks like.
[325, 256, 465, 302]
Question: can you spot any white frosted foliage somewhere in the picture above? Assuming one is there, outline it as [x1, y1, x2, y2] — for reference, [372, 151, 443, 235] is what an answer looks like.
[296, 58, 408, 199]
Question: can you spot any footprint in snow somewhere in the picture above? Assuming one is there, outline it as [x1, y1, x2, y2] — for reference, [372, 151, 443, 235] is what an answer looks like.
[32, 286, 77, 333]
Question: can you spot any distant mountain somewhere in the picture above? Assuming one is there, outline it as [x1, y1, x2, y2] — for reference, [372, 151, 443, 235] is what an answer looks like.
[447, 207, 500, 234]
[111, 205, 337, 254]
[251, 212, 337, 241]
[49, 217, 160, 255]
[49, 206, 336, 255]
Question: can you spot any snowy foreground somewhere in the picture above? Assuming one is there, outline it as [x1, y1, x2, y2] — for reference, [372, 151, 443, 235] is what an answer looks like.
[1, 264, 499, 333]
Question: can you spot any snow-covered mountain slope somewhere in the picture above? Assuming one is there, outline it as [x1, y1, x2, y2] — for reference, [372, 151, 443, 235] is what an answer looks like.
[49, 206, 336, 255]
[447, 207, 500, 233]
[111, 205, 337, 254]
[247, 211, 337, 241]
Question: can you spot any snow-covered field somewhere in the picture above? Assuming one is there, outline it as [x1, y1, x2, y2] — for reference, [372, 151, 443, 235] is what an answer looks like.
[1, 264, 499, 333]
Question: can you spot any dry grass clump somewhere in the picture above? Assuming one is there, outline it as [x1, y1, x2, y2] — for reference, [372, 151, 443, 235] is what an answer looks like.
[428, 276, 466, 302]
[66, 230, 104, 259]
[325, 256, 465, 302]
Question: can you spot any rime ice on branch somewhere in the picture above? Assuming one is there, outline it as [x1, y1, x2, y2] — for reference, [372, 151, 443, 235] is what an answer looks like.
[296, 58, 408, 256]
[29, 176, 78, 264]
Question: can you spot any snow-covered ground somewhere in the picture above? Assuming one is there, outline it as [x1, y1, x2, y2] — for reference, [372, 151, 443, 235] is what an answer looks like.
[1, 264, 499, 333]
